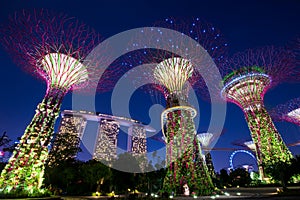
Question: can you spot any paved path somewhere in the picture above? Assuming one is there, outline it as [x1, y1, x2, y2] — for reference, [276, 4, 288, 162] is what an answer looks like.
[60, 186, 300, 200]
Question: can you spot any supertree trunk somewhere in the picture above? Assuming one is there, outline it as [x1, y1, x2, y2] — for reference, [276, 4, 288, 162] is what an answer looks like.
[245, 105, 293, 179]
[162, 106, 214, 196]
[0, 87, 65, 193]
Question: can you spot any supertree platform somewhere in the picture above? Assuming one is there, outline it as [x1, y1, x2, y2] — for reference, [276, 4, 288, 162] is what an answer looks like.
[220, 46, 297, 180]
[122, 17, 228, 196]
[0, 9, 112, 194]
[196, 133, 216, 178]
[270, 97, 300, 126]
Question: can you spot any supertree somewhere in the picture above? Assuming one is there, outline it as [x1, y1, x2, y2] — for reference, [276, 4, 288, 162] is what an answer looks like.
[244, 141, 256, 151]
[220, 46, 297, 180]
[122, 17, 228, 196]
[270, 97, 300, 126]
[196, 133, 217, 178]
[0, 9, 112, 194]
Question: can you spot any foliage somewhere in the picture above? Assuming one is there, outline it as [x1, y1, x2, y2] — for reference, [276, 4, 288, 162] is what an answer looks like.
[216, 169, 230, 187]
[163, 108, 214, 196]
[229, 168, 252, 187]
[0, 132, 11, 148]
[46, 131, 82, 167]
[111, 153, 141, 193]
[80, 159, 112, 192]
[0, 188, 52, 199]
[264, 155, 300, 190]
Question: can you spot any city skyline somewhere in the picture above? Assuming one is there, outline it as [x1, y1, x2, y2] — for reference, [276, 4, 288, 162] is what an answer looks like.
[0, 0, 299, 173]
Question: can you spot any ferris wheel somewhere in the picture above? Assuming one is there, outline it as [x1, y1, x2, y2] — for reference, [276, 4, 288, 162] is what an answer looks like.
[229, 150, 257, 170]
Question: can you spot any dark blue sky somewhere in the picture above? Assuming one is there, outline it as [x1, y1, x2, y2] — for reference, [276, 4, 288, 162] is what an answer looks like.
[0, 0, 300, 172]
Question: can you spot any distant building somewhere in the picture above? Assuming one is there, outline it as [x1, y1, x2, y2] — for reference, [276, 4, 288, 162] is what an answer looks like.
[48, 110, 155, 166]
[93, 119, 120, 162]
[128, 124, 147, 155]
[127, 124, 148, 171]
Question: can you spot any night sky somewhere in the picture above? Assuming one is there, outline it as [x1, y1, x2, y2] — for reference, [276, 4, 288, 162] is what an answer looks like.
[0, 0, 300, 173]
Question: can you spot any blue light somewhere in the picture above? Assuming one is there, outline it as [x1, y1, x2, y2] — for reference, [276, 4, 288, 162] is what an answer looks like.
[229, 150, 257, 170]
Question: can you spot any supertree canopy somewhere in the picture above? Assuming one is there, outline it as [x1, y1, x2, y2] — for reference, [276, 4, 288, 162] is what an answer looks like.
[153, 57, 193, 107]
[221, 46, 297, 180]
[196, 133, 214, 148]
[0, 9, 106, 194]
[122, 17, 228, 196]
[270, 97, 300, 126]
[244, 140, 256, 151]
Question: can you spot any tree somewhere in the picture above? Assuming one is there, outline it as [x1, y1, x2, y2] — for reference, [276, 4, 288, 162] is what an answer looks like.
[79, 160, 112, 193]
[264, 156, 300, 190]
[218, 169, 230, 187]
[0, 132, 13, 166]
[111, 153, 141, 193]
[229, 168, 251, 187]
[44, 159, 83, 194]
[0, 132, 11, 148]
[46, 132, 82, 167]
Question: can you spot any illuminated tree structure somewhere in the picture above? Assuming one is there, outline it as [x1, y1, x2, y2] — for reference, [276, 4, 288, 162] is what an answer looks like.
[0, 10, 104, 194]
[196, 133, 216, 178]
[156, 57, 211, 195]
[220, 46, 296, 180]
[270, 97, 300, 126]
[122, 17, 228, 196]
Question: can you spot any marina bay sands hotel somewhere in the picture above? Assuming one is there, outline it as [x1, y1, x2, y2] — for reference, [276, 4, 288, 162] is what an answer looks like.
[48, 110, 155, 165]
